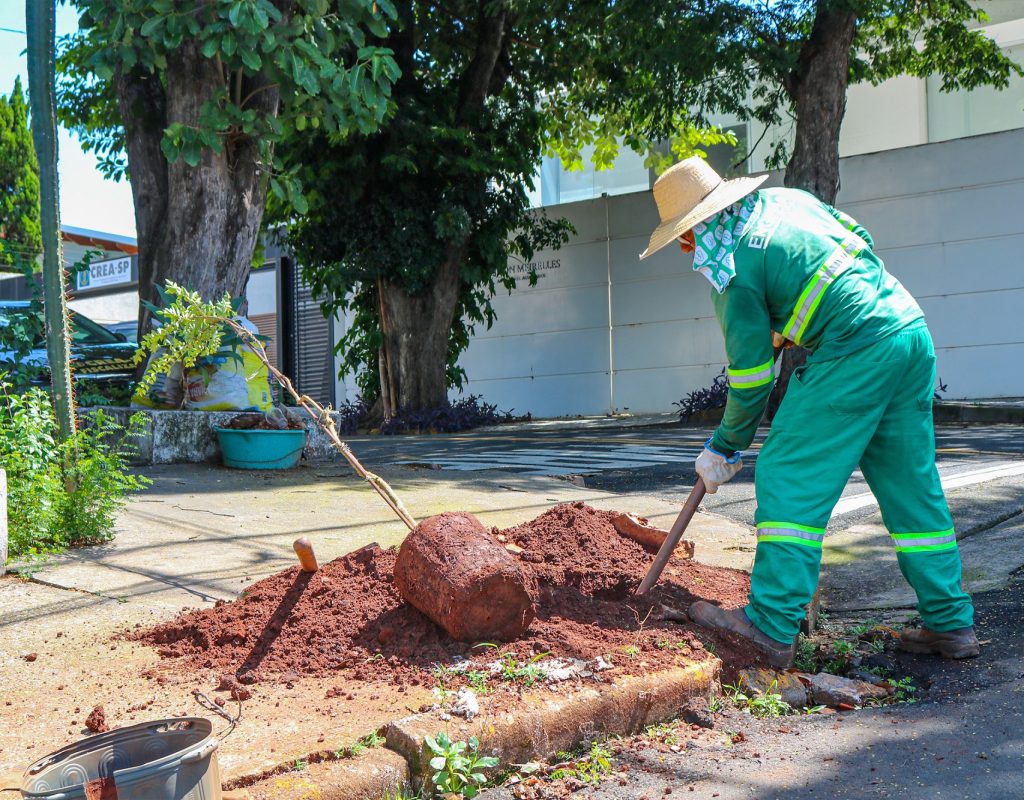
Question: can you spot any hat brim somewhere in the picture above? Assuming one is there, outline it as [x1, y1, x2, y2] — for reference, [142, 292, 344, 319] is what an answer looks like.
[639, 173, 769, 260]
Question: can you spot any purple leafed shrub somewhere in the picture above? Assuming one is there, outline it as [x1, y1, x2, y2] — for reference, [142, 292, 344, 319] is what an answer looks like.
[331, 394, 529, 435]
[380, 395, 529, 435]
[674, 368, 729, 422]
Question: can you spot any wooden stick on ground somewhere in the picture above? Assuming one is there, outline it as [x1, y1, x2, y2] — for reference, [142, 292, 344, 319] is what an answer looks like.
[223, 319, 418, 531]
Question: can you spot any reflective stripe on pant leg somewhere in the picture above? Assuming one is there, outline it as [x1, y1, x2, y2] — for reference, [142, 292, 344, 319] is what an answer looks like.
[746, 538, 822, 643]
[757, 521, 825, 548]
[890, 528, 957, 553]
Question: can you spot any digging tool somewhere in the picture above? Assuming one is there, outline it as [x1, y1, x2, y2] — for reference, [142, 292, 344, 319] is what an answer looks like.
[636, 477, 706, 595]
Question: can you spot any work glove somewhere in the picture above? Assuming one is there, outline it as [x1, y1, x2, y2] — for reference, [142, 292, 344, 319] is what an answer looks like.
[695, 440, 743, 494]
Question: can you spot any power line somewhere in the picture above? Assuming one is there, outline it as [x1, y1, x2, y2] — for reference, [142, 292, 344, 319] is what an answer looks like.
[0, 26, 27, 35]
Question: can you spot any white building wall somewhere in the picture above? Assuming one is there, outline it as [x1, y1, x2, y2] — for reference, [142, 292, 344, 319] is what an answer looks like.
[456, 127, 1024, 416]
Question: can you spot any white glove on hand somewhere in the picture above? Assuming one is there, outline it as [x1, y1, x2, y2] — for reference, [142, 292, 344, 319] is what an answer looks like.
[695, 443, 743, 494]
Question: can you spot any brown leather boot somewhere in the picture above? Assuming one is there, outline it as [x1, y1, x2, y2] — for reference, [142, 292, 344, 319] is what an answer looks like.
[688, 601, 795, 668]
[898, 626, 980, 659]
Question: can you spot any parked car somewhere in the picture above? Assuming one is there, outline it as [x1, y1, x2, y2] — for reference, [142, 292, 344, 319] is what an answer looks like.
[0, 301, 139, 392]
[104, 320, 140, 341]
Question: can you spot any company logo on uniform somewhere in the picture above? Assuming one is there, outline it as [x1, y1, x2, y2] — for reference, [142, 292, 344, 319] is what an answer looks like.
[746, 205, 783, 250]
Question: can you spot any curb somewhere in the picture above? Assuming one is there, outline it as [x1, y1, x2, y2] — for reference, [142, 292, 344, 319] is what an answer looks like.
[932, 402, 1024, 425]
[386, 661, 719, 790]
[225, 660, 719, 799]
[234, 748, 409, 800]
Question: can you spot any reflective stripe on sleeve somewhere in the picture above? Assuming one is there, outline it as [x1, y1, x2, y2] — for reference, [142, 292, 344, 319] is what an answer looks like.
[756, 521, 825, 548]
[728, 359, 774, 389]
[781, 234, 865, 345]
[891, 528, 958, 553]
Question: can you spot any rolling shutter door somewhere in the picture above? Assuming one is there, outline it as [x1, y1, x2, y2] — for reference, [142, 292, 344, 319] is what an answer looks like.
[285, 260, 335, 407]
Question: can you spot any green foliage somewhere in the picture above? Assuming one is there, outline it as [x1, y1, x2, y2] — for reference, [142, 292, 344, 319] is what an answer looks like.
[0, 77, 41, 267]
[722, 680, 793, 719]
[59, 0, 399, 210]
[0, 379, 150, 562]
[551, 0, 1022, 176]
[133, 282, 236, 396]
[549, 741, 613, 786]
[793, 634, 819, 673]
[474, 646, 550, 688]
[282, 2, 577, 400]
[424, 731, 499, 798]
[887, 676, 918, 704]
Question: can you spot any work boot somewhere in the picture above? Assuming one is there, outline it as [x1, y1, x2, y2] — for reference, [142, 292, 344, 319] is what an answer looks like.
[688, 601, 795, 668]
[898, 626, 980, 659]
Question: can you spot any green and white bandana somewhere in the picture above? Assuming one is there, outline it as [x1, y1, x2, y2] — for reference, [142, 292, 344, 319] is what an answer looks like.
[692, 193, 760, 294]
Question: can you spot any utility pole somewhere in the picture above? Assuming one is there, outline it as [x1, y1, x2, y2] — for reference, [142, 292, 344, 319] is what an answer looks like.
[25, 0, 75, 440]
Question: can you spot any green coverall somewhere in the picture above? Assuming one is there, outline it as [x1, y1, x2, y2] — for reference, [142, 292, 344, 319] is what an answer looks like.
[708, 187, 974, 644]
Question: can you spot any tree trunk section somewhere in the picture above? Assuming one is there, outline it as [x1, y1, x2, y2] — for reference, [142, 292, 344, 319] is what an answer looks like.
[768, 2, 857, 420]
[117, 43, 280, 341]
[378, 246, 465, 412]
[783, 4, 857, 205]
[394, 512, 538, 642]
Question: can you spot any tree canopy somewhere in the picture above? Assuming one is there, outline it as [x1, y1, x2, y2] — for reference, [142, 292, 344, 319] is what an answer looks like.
[57, 0, 401, 336]
[282, 2, 574, 411]
[0, 78, 42, 268]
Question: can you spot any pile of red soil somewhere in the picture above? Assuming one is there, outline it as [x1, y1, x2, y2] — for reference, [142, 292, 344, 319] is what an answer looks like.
[134, 502, 761, 685]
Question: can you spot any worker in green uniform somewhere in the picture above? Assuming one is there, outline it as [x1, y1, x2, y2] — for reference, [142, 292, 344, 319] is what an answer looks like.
[640, 157, 978, 667]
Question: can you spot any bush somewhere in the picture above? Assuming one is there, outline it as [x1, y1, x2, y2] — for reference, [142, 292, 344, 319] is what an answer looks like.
[379, 395, 529, 435]
[674, 368, 729, 422]
[1, 379, 150, 563]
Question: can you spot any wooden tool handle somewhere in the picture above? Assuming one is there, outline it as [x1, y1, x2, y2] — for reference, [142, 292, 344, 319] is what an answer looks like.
[292, 537, 319, 573]
[635, 478, 706, 595]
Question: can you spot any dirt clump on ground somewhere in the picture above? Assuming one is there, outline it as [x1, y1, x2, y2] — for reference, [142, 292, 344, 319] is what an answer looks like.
[84, 705, 108, 733]
[134, 502, 762, 686]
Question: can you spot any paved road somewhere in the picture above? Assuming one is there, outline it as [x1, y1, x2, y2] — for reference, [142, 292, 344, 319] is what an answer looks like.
[481, 567, 1024, 800]
[350, 423, 1024, 528]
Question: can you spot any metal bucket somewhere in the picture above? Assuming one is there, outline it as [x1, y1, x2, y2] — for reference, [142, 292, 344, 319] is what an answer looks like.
[19, 718, 221, 800]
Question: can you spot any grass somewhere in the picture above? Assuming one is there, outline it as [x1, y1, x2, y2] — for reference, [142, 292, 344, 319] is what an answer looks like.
[721, 680, 793, 719]
[549, 741, 614, 785]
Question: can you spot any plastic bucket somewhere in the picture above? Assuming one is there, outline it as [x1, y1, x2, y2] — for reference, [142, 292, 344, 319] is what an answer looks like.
[20, 717, 221, 799]
[213, 427, 307, 470]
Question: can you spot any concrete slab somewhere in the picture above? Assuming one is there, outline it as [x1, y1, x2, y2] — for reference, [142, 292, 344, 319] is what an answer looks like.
[386, 661, 719, 789]
[237, 748, 409, 800]
[821, 475, 1024, 613]
[25, 462, 755, 611]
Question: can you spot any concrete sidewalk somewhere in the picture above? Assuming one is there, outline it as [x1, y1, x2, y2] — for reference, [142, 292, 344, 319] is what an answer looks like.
[0, 460, 752, 788]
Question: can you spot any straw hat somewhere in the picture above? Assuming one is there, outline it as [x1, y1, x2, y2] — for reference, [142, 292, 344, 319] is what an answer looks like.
[639, 157, 768, 259]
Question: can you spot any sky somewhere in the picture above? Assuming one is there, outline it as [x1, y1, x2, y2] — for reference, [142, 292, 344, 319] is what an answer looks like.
[0, 3, 137, 239]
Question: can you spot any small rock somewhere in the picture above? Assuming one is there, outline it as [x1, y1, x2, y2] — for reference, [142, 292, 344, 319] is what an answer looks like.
[85, 705, 108, 733]
[23, 653, 37, 662]
[797, 672, 890, 708]
[738, 668, 809, 708]
[452, 688, 479, 721]
[230, 686, 252, 702]
[217, 674, 240, 692]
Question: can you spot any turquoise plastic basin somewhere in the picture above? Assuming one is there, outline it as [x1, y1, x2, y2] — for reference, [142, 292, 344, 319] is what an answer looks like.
[213, 427, 307, 470]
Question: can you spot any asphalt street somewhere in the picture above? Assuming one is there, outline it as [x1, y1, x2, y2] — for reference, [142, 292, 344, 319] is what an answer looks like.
[349, 422, 1024, 530]
[351, 419, 1024, 800]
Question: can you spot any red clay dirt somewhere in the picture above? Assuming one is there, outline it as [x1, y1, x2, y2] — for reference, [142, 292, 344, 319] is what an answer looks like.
[394, 512, 538, 642]
[134, 502, 763, 686]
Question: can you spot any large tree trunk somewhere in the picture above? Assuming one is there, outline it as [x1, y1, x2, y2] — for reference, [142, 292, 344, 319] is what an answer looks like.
[117, 44, 280, 341]
[767, 1, 857, 420]
[372, 4, 512, 416]
[377, 247, 465, 415]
